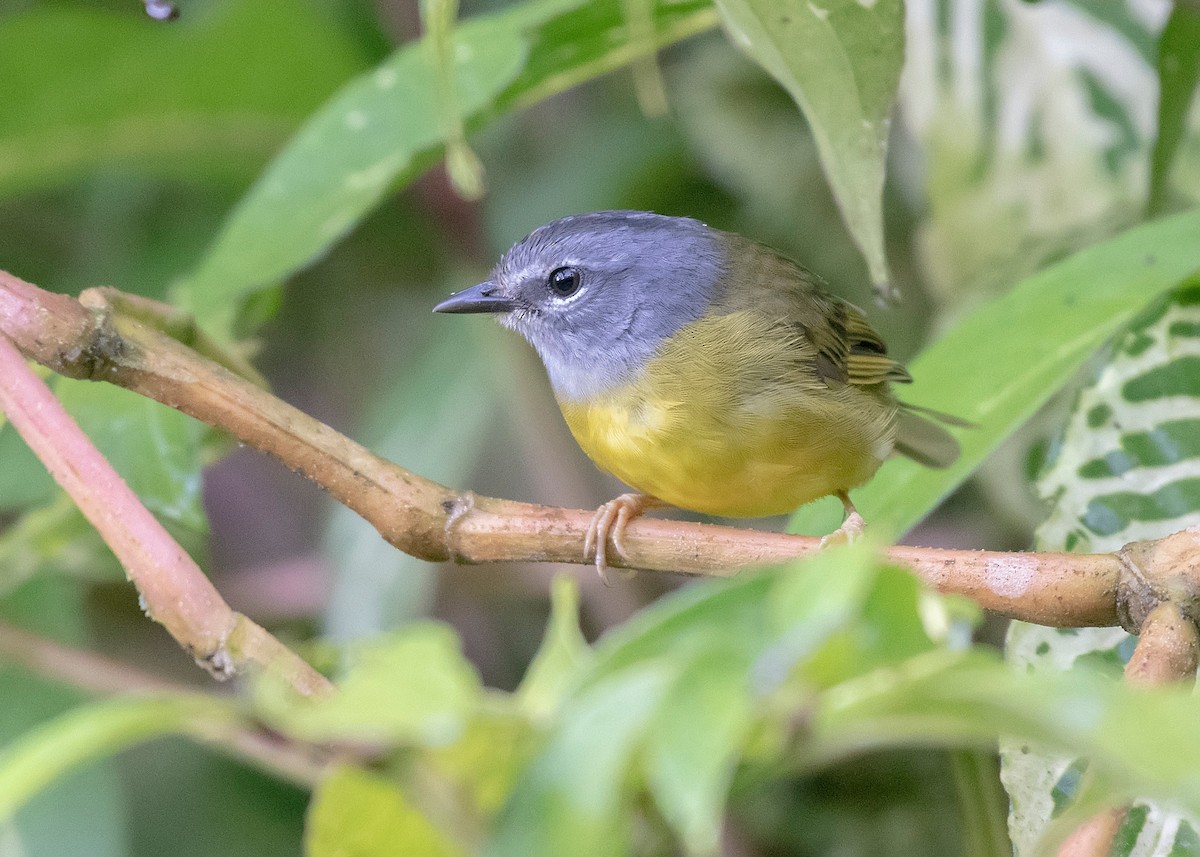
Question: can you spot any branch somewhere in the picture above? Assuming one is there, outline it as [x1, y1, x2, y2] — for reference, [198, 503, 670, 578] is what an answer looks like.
[1060, 602, 1199, 857]
[0, 277, 331, 697]
[1, 272, 1197, 634]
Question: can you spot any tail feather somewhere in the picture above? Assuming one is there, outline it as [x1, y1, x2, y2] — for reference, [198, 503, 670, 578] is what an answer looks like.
[894, 406, 962, 469]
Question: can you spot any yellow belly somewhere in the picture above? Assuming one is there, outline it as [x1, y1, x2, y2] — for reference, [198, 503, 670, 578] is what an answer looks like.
[556, 314, 897, 518]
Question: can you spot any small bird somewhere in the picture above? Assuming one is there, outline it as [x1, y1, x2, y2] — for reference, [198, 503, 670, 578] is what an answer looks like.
[434, 211, 960, 579]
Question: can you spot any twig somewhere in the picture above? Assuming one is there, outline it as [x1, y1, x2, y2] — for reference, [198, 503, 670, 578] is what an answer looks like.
[0, 622, 328, 786]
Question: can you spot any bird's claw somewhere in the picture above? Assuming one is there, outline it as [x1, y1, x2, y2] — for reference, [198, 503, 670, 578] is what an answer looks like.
[819, 491, 866, 549]
[585, 493, 655, 585]
[818, 510, 866, 549]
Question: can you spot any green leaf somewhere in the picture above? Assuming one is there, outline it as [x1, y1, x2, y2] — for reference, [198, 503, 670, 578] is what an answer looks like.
[426, 710, 538, 818]
[421, 0, 486, 200]
[765, 542, 890, 677]
[495, 548, 923, 856]
[806, 651, 1200, 821]
[255, 623, 481, 746]
[0, 497, 116, 597]
[487, 664, 675, 857]
[0, 0, 367, 200]
[713, 0, 903, 294]
[305, 765, 464, 857]
[949, 751, 1011, 857]
[1148, 4, 1200, 216]
[795, 564, 937, 691]
[790, 207, 1200, 539]
[0, 379, 206, 593]
[175, 0, 718, 332]
[643, 650, 754, 854]
[0, 377, 207, 532]
[0, 423, 55, 510]
[516, 576, 591, 721]
[0, 694, 232, 823]
[54, 380, 207, 533]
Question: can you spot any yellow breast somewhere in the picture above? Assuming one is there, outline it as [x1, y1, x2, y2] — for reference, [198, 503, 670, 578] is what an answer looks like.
[556, 312, 897, 518]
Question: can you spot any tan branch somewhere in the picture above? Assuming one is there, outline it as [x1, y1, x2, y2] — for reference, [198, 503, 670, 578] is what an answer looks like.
[1061, 602, 1200, 857]
[2, 272, 1198, 635]
[0, 274, 331, 696]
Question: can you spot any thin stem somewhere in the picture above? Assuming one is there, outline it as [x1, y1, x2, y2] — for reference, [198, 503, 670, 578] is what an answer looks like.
[950, 750, 1011, 857]
[0, 621, 329, 787]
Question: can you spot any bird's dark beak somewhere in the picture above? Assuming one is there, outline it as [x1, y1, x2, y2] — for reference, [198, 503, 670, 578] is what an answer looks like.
[433, 281, 517, 314]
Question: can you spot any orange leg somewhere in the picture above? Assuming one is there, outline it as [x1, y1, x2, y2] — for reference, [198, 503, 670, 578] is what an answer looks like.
[584, 493, 664, 584]
[818, 490, 866, 549]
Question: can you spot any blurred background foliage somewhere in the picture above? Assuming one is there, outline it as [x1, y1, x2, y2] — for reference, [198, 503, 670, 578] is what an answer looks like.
[0, 0, 1199, 855]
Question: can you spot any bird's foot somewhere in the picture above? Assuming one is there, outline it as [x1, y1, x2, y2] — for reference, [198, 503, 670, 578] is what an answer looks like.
[818, 510, 866, 549]
[584, 493, 661, 585]
[818, 491, 866, 549]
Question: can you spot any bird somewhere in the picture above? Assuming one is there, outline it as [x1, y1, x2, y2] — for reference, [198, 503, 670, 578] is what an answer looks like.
[434, 211, 960, 580]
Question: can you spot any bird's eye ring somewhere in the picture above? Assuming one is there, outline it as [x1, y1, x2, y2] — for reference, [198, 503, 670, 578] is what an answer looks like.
[547, 266, 582, 298]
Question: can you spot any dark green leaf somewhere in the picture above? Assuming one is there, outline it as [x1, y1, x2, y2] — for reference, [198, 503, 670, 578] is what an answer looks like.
[0, 0, 368, 199]
[1148, 4, 1200, 216]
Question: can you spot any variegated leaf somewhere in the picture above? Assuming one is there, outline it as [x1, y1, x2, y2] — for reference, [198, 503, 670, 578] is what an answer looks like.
[1003, 281, 1200, 857]
[899, 0, 1200, 303]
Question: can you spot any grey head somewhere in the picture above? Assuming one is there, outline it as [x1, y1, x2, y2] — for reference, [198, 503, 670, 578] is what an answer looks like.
[433, 211, 725, 401]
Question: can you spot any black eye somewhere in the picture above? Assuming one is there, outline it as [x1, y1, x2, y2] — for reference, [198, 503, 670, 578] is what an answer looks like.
[547, 266, 582, 297]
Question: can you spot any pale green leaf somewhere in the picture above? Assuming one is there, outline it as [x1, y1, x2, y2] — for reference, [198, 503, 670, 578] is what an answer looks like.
[900, 0, 1166, 301]
[487, 665, 674, 857]
[305, 765, 463, 857]
[255, 623, 481, 746]
[516, 576, 591, 721]
[643, 651, 753, 855]
[807, 651, 1200, 821]
[713, 0, 903, 294]
[426, 711, 537, 818]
